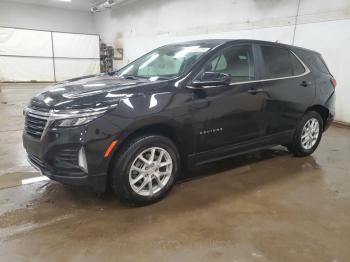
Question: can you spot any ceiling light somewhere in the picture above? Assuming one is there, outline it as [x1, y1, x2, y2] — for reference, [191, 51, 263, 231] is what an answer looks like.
[91, 0, 125, 13]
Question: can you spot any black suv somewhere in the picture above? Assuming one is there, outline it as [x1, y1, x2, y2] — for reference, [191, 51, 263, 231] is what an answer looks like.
[23, 39, 336, 205]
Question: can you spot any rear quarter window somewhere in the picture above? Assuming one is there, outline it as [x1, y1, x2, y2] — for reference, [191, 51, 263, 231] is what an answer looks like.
[260, 46, 292, 78]
[260, 45, 305, 79]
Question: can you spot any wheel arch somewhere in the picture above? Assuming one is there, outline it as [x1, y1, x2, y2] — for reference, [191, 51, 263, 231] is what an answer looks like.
[305, 104, 329, 130]
[106, 121, 186, 186]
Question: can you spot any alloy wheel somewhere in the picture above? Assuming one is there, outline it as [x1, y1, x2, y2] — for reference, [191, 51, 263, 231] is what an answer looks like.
[301, 118, 320, 150]
[129, 147, 173, 196]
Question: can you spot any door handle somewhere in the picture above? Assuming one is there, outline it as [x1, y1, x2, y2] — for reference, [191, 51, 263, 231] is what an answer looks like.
[301, 81, 312, 87]
[247, 88, 265, 95]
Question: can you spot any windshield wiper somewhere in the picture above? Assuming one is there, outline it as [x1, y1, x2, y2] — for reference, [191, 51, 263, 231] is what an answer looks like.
[107, 70, 118, 76]
[121, 75, 139, 80]
[120, 75, 167, 80]
[123, 75, 138, 80]
[155, 77, 171, 80]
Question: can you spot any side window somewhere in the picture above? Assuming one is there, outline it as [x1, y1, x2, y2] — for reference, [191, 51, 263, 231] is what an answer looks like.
[198, 45, 255, 83]
[260, 45, 307, 79]
[215, 55, 228, 71]
[261, 46, 293, 78]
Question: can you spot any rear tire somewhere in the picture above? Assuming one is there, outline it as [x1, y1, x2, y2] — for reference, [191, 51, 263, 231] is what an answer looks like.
[111, 134, 180, 206]
[288, 111, 323, 157]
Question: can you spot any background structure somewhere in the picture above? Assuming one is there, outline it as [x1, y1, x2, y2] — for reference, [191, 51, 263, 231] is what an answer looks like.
[0, 0, 349, 123]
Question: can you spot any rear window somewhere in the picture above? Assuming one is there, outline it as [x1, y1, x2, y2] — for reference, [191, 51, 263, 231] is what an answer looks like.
[260, 45, 305, 79]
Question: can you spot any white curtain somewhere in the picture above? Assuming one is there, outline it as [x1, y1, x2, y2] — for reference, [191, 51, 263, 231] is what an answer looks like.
[55, 58, 100, 81]
[0, 56, 54, 82]
[0, 27, 52, 57]
[52, 32, 99, 59]
[0, 27, 100, 82]
[52, 32, 100, 81]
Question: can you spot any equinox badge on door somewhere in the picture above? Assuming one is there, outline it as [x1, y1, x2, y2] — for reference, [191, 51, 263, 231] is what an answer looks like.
[200, 128, 223, 135]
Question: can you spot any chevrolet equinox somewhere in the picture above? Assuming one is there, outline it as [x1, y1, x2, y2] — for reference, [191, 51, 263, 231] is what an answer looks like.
[23, 39, 336, 205]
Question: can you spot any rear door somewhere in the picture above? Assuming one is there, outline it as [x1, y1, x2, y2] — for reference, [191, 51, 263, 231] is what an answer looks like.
[256, 45, 315, 135]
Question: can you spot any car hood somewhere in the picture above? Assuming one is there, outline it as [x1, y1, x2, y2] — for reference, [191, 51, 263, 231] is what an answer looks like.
[29, 74, 169, 110]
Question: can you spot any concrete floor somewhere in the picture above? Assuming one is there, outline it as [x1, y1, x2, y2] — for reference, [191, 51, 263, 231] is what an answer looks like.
[0, 83, 350, 262]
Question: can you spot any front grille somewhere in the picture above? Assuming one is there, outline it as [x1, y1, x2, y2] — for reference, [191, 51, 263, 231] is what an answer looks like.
[53, 147, 86, 177]
[25, 108, 50, 139]
[55, 148, 79, 167]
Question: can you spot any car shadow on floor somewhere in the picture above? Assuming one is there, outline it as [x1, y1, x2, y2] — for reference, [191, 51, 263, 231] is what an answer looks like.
[35, 145, 319, 209]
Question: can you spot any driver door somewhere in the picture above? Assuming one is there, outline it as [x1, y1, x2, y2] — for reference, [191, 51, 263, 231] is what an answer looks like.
[190, 44, 267, 160]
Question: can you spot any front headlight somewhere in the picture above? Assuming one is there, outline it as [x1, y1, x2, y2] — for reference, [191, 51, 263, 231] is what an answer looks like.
[52, 115, 100, 127]
[50, 104, 117, 127]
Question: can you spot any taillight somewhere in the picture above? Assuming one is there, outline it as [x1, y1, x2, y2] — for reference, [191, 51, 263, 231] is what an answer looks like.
[330, 78, 337, 89]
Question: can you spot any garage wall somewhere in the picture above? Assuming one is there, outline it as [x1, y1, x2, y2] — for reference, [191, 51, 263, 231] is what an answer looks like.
[94, 0, 299, 64]
[0, 1, 100, 82]
[294, 19, 350, 125]
[94, 0, 350, 124]
[0, 28, 100, 82]
[0, 1, 96, 34]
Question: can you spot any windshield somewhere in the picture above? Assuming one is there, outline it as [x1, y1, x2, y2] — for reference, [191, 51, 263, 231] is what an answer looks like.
[118, 44, 211, 80]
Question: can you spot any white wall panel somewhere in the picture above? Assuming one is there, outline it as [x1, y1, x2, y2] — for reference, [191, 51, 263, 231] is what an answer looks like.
[54, 58, 100, 81]
[0, 56, 54, 82]
[52, 33, 100, 59]
[294, 19, 350, 123]
[0, 27, 52, 57]
[0, 28, 100, 82]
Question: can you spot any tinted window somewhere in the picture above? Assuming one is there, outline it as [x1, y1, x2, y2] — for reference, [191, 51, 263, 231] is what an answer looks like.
[199, 45, 255, 83]
[261, 46, 293, 78]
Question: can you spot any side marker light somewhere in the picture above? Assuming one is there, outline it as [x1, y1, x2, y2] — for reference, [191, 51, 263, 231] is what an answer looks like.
[104, 140, 118, 158]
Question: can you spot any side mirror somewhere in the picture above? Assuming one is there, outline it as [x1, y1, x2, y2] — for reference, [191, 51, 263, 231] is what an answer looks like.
[190, 72, 232, 88]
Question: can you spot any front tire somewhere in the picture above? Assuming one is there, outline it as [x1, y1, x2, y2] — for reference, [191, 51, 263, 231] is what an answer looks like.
[111, 134, 180, 206]
[288, 111, 323, 157]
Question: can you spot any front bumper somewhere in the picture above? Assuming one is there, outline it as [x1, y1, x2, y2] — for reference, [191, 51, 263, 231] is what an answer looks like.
[27, 154, 89, 186]
[23, 117, 120, 193]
